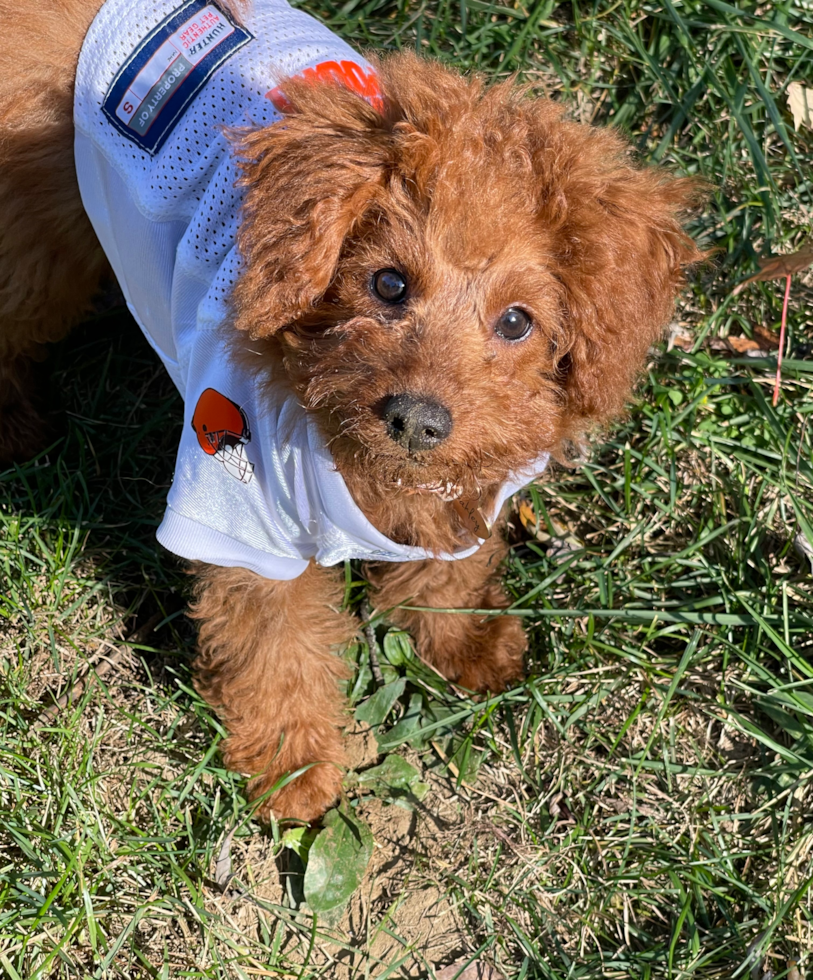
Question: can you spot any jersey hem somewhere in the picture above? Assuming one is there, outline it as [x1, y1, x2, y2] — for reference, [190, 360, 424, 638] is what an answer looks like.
[157, 507, 310, 580]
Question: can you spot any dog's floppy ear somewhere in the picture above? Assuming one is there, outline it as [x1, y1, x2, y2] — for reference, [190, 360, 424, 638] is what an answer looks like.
[532, 114, 704, 428]
[232, 80, 390, 337]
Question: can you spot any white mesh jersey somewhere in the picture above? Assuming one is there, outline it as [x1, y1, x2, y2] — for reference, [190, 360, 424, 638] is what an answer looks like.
[74, 0, 549, 580]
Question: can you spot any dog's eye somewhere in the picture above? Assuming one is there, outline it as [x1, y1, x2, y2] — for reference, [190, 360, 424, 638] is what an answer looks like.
[372, 269, 408, 304]
[495, 307, 533, 341]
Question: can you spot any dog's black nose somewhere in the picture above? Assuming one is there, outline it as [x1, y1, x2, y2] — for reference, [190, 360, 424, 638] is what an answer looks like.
[382, 394, 452, 452]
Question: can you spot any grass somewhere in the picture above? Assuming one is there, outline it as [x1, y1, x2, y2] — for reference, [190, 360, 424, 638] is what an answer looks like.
[2, 0, 813, 977]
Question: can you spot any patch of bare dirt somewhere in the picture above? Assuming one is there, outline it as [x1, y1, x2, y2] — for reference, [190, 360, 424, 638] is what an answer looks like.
[344, 719, 380, 771]
[342, 785, 467, 974]
[198, 761, 477, 979]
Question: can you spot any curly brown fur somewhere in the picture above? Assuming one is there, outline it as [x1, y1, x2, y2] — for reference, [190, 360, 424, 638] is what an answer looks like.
[367, 527, 526, 693]
[0, 0, 109, 458]
[190, 561, 357, 821]
[1, 6, 703, 822]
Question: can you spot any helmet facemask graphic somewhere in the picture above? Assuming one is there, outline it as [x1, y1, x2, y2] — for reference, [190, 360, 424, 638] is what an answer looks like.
[191, 388, 255, 484]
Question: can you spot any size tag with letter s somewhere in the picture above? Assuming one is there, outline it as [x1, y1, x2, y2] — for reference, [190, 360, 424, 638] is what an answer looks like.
[102, 0, 253, 155]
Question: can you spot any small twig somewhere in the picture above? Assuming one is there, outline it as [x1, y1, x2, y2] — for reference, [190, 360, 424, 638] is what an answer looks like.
[359, 599, 384, 686]
[35, 611, 164, 728]
[772, 272, 792, 407]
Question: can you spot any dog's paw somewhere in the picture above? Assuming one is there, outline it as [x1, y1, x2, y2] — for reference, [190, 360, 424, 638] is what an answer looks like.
[250, 762, 343, 824]
[450, 614, 527, 694]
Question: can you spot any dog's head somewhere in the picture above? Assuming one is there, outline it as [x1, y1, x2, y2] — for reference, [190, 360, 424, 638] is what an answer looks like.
[232, 53, 702, 497]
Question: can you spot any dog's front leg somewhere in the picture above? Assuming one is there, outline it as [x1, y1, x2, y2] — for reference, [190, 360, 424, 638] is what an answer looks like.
[190, 562, 357, 822]
[367, 529, 527, 693]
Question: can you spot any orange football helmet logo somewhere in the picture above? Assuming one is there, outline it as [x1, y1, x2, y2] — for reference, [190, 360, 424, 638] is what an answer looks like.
[191, 388, 254, 484]
[265, 60, 383, 113]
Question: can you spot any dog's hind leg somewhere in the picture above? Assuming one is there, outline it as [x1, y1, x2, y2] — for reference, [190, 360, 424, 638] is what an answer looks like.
[367, 528, 527, 694]
[0, 0, 109, 462]
[191, 562, 358, 822]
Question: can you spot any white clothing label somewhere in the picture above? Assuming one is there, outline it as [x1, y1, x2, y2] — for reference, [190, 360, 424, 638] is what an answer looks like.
[102, 0, 252, 154]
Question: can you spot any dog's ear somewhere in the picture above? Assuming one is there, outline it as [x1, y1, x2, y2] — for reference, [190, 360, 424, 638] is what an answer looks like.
[532, 113, 704, 429]
[232, 81, 390, 337]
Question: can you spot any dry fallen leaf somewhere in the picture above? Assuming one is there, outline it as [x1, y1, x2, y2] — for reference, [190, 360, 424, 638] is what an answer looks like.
[667, 322, 694, 352]
[733, 241, 813, 294]
[670, 332, 695, 352]
[753, 324, 781, 350]
[548, 791, 575, 823]
[794, 530, 813, 575]
[215, 825, 237, 891]
[517, 499, 537, 534]
[788, 81, 813, 130]
[727, 335, 763, 353]
[514, 502, 583, 565]
[548, 535, 582, 560]
[436, 960, 501, 980]
[708, 336, 770, 356]
[787, 960, 802, 980]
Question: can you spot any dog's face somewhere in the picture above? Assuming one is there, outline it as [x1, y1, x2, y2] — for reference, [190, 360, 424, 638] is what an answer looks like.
[232, 54, 700, 497]
[273, 176, 567, 497]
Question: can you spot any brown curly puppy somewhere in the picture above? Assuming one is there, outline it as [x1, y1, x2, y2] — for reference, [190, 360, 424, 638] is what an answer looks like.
[0, 0, 701, 821]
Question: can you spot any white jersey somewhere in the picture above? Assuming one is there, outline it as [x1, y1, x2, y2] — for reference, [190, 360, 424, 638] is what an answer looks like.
[74, 0, 548, 580]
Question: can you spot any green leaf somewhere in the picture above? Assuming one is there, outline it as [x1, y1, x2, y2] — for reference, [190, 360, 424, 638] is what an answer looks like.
[281, 826, 316, 861]
[354, 678, 406, 727]
[303, 808, 373, 914]
[758, 700, 808, 742]
[355, 754, 429, 800]
[376, 692, 426, 750]
[382, 629, 414, 666]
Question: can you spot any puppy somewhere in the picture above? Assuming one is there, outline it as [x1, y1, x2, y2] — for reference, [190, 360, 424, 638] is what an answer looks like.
[0, 0, 701, 820]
